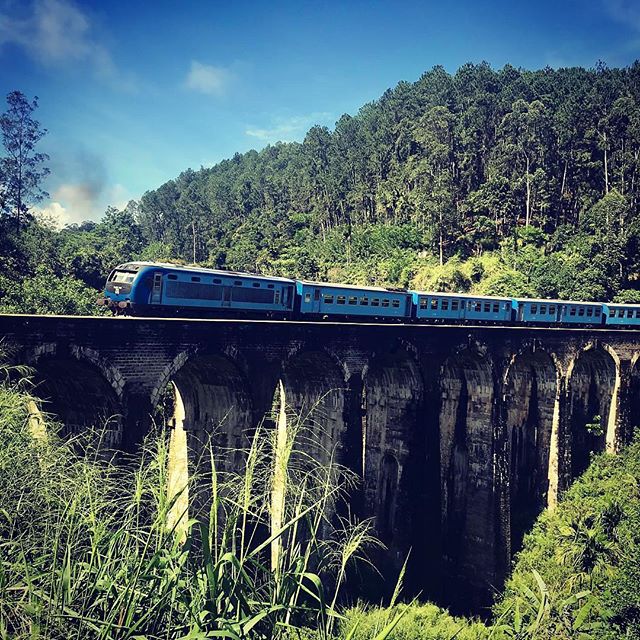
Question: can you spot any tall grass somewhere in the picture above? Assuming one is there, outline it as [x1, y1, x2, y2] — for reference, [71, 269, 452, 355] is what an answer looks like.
[0, 362, 384, 640]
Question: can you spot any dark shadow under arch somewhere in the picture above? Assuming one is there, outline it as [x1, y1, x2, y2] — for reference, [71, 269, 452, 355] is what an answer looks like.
[33, 355, 123, 447]
[568, 348, 616, 479]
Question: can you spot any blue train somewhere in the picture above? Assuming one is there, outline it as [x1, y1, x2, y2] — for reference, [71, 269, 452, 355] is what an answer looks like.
[97, 261, 640, 328]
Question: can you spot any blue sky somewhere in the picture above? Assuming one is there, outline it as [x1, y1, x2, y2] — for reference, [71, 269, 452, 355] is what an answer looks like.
[1, 0, 639, 226]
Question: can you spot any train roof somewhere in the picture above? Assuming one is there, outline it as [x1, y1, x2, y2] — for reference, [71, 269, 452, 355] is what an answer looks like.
[297, 280, 410, 294]
[514, 297, 605, 306]
[117, 262, 296, 284]
[409, 290, 513, 302]
[602, 302, 640, 307]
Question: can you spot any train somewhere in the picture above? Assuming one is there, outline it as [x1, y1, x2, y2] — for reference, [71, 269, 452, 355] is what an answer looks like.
[97, 261, 640, 328]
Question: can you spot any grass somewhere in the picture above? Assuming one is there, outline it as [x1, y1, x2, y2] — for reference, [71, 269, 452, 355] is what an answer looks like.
[0, 360, 386, 640]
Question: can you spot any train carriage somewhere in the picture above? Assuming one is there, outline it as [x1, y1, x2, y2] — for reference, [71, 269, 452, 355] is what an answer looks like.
[296, 281, 412, 320]
[558, 301, 604, 325]
[411, 291, 514, 323]
[516, 298, 561, 323]
[603, 303, 640, 327]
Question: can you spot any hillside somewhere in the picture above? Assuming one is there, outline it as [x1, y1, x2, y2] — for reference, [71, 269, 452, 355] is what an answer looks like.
[2, 61, 640, 313]
[132, 62, 640, 300]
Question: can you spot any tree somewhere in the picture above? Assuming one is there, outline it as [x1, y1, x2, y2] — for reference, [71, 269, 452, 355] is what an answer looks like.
[0, 91, 50, 226]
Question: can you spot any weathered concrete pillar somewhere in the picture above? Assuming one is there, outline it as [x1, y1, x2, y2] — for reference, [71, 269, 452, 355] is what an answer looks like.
[501, 349, 559, 555]
[342, 372, 365, 517]
[280, 350, 346, 466]
[363, 348, 424, 593]
[121, 392, 154, 452]
[547, 372, 566, 507]
[438, 348, 497, 611]
[626, 357, 640, 444]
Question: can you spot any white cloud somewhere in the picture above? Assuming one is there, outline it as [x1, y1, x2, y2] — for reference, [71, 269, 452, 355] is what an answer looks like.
[36, 182, 131, 228]
[185, 60, 231, 95]
[0, 0, 136, 90]
[245, 112, 334, 144]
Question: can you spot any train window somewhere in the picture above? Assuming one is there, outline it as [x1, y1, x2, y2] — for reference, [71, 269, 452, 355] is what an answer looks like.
[442, 300, 449, 310]
[337, 295, 346, 304]
[540, 305, 547, 314]
[349, 296, 358, 305]
[267, 284, 274, 289]
[360, 297, 369, 305]
[234, 280, 242, 286]
[304, 293, 311, 303]
[392, 300, 400, 308]
[430, 299, 438, 309]
[474, 302, 482, 312]
[452, 300, 459, 311]
[213, 278, 222, 284]
[531, 304, 538, 314]
[191, 276, 200, 282]
[168, 274, 178, 280]
[493, 303, 500, 313]
[483, 302, 491, 312]
[419, 298, 428, 309]
[586, 307, 592, 316]
[594, 308, 601, 316]
[570, 307, 576, 316]
[371, 298, 380, 307]
[549, 306, 556, 314]
[628, 309, 634, 318]
[252, 282, 261, 288]
[636, 310, 640, 318]
[578, 308, 585, 316]
[381, 299, 390, 307]
[112, 270, 137, 284]
[323, 294, 334, 304]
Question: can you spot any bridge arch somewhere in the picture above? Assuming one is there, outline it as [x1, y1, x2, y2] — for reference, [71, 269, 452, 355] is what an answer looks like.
[30, 345, 123, 448]
[438, 347, 495, 603]
[566, 344, 619, 479]
[280, 349, 346, 464]
[165, 352, 253, 472]
[503, 348, 559, 553]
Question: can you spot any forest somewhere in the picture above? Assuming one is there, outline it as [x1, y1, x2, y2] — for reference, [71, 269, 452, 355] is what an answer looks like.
[1, 62, 640, 638]
[2, 61, 640, 313]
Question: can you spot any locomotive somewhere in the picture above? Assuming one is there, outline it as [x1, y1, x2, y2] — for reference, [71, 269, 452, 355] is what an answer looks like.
[97, 261, 640, 328]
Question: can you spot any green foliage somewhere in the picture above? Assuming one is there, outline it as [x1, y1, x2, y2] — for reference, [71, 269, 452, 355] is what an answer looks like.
[332, 603, 492, 640]
[0, 367, 379, 640]
[0, 91, 50, 225]
[494, 439, 640, 639]
[0, 265, 101, 315]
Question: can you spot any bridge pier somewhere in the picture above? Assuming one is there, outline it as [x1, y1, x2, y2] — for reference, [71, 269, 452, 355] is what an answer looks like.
[6, 315, 640, 614]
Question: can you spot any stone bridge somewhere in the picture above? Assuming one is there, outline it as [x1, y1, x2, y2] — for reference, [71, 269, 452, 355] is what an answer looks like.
[2, 313, 640, 610]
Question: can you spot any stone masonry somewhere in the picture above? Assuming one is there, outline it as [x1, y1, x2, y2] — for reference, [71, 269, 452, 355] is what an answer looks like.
[3, 313, 640, 611]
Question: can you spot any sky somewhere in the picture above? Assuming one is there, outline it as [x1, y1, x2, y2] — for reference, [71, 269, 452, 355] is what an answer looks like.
[1, 0, 639, 227]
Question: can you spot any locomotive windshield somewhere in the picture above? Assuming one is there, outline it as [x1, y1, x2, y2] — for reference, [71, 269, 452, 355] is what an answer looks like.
[109, 270, 136, 284]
